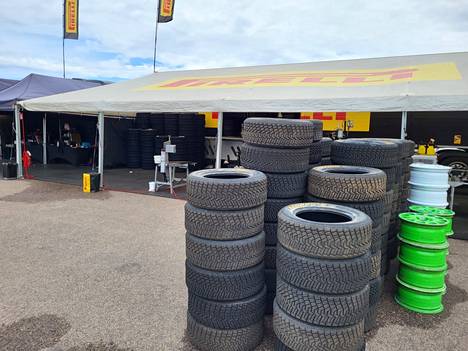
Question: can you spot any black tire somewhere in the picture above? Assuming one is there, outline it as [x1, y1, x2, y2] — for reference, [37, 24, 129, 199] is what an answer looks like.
[310, 120, 324, 141]
[273, 301, 364, 351]
[187, 312, 264, 351]
[266, 291, 275, 315]
[187, 168, 267, 210]
[264, 222, 278, 245]
[304, 194, 384, 226]
[265, 268, 277, 292]
[265, 172, 308, 198]
[265, 245, 277, 269]
[321, 137, 333, 157]
[364, 304, 378, 332]
[188, 285, 266, 330]
[402, 140, 416, 157]
[185, 203, 264, 241]
[308, 165, 386, 202]
[331, 139, 399, 167]
[240, 143, 310, 174]
[265, 197, 302, 223]
[277, 244, 371, 294]
[381, 166, 396, 190]
[276, 276, 369, 327]
[382, 211, 391, 232]
[186, 232, 265, 271]
[370, 251, 381, 279]
[276, 338, 365, 351]
[387, 236, 399, 259]
[242, 118, 315, 148]
[371, 224, 383, 254]
[186, 261, 264, 301]
[277, 203, 372, 259]
[384, 190, 393, 213]
[309, 141, 322, 164]
[369, 277, 384, 306]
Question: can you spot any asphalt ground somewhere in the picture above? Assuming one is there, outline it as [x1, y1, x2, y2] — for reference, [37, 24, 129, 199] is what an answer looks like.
[0, 180, 467, 351]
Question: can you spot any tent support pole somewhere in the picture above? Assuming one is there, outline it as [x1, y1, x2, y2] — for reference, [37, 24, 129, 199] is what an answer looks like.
[14, 104, 23, 178]
[98, 112, 104, 188]
[215, 112, 223, 169]
[42, 113, 47, 165]
[401, 111, 407, 139]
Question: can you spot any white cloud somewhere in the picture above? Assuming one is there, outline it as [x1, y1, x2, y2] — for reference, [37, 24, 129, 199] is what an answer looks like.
[1, 0, 468, 80]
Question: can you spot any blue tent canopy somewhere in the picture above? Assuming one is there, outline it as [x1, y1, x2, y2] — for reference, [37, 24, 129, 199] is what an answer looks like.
[0, 78, 19, 92]
[0, 73, 104, 111]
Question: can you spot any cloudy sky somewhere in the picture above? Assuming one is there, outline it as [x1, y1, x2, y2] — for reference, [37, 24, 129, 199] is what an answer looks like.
[1, 0, 468, 82]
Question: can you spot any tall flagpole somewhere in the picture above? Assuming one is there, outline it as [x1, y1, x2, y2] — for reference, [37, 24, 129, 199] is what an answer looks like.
[153, 0, 161, 72]
[62, 0, 66, 78]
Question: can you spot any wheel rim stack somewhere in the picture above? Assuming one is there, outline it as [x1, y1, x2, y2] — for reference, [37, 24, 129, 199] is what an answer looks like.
[408, 163, 451, 208]
[395, 212, 449, 314]
[305, 165, 386, 333]
[273, 203, 371, 351]
[240, 118, 317, 314]
[126, 129, 141, 168]
[185, 168, 267, 351]
[140, 129, 156, 170]
[409, 205, 455, 236]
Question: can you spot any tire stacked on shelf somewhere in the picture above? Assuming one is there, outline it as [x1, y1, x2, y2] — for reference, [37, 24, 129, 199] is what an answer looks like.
[308, 120, 323, 168]
[320, 137, 333, 165]
[127, 129, 141, 168]
[179, 114, 206, 169]
[154, 136, 169, 156]
[135, 113, 151, 129]
[240, 118, 315, 314]
[140, 129, 156, 170]
[149, 114, 165, 134]
[305, 165, 387, 333]
[164, 114, 179, 136]
[170, 136, 188, 161]
[185, 169, 268, 351]
[273, 203, 371, 351]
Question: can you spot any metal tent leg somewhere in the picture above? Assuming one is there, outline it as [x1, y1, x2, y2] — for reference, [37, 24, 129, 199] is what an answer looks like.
[14, 104, 23, 178]
[42, 113, 47, 165]
[215, 112, 224, 169]
[98, 112, 105, 188]
[401, 111, 408, 139]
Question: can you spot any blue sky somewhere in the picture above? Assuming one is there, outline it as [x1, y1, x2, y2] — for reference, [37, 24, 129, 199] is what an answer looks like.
[1, 0, 468, 82]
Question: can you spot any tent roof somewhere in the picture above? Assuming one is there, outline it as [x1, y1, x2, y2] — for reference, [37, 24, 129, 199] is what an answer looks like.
[19, 52, 468, 115]
[0, 74, 104, 111]
[0, 78, 19, 92]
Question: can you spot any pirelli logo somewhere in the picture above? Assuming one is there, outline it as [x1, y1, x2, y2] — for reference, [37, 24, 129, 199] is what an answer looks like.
[140, 62, 461, 90]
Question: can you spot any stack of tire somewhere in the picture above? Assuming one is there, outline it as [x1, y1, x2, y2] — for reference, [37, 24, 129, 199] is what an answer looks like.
[185, 168, 268, 351]
[170, 136, 188, 161]
[135, 112, 151, 129]
[240, 118, 316, 314]
[305, 165, 387, 334]
[179, 114, 206, 169]
[154, 136, 169, 156]
[127, 129, 141, 168]
[140, 129, 156, 170]
[308, 120, 323, 168]
[149, 114, 165, 134]
[273, 202, 372, 351]
[320, 137, 333, 165]
[164, 114, 179, 136]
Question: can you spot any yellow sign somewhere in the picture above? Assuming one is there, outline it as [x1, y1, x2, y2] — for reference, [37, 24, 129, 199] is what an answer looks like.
[64, 0, 79, 39]
[140, 62, 461, 91]
[301, 112, 371, 132]
[83, 173, 91, 193]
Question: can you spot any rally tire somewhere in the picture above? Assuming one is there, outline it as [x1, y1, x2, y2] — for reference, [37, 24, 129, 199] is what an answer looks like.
[277, 244, 371, 294]
[265, 245, 277, 269]
[187, 168, 267, 210]
[265, 172, 308, 198]
[277, 203, 372, 259]
[188, 285, 266, 330]
[187, 313, 264, 351]
[320, 156, 332, 166]
[276, 276, 369, 327]
[242, 118, 315, 148]
[265, 197, 303, 223]
[310, 120, 324, 141]
[264, 222, 278, 245]
[371, 224, 383, 254]
[185, 261, 264, 301]
[369, 277, 384, 306]
[265, 268, 277, 292]
[364, 304, 378, 332]
[266, 291, 275, 315]
[331, 139, 399, 167]
[321, 137, 333, 157]
[308, 165, 387, 202]
[370, 250, 381, 279]
[273, 301, 365, 351]
[186, 232, 265, 271]
[185, 203, 264, 240]
[240, 143, 310, 174]
[309, 142, 322, 164]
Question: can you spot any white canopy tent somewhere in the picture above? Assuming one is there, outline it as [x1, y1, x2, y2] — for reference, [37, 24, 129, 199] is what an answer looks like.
[18, 52, 468, 186]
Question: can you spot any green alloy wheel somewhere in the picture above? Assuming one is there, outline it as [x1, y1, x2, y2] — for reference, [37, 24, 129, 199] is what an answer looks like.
[399, 213, 449, 246]
[395, 283, 445, 314]
[397, 263, 446, 291]
[409, 205, 455, 236]
[398, 241, 448, 271]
